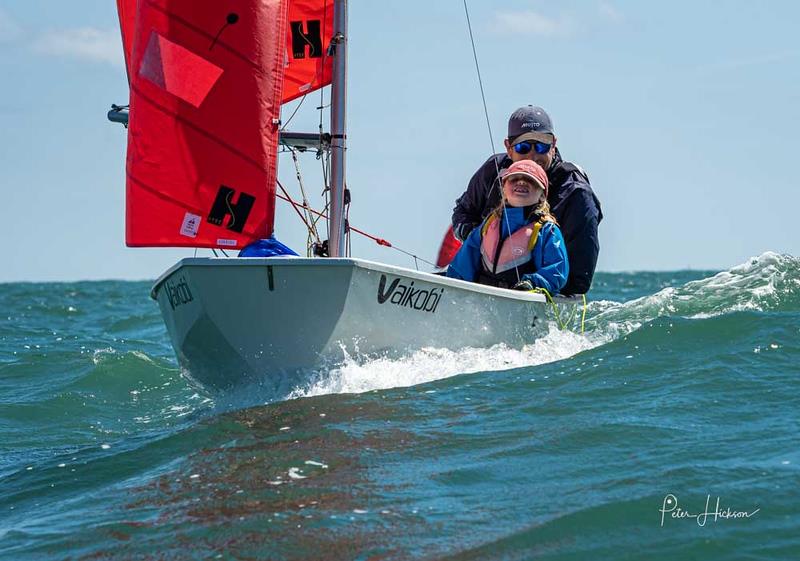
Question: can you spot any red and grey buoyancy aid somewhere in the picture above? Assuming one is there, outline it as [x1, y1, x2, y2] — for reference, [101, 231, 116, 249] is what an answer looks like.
[477, 213, 544, 288]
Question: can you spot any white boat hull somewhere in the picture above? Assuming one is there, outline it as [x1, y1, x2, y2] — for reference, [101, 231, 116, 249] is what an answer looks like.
[151, 257, 573, 391]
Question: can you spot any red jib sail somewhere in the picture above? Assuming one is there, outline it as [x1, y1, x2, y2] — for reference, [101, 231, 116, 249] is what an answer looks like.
[283, 0, 333, 103]
[436, 226, 462, 269]
[125, 0, 287, 248]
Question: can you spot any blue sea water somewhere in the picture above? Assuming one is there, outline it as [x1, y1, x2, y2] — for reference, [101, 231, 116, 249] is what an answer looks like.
[1, 252, 798, 560]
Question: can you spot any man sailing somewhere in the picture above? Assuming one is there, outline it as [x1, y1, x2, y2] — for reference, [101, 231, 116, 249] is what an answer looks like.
[452, 105, 603, 295]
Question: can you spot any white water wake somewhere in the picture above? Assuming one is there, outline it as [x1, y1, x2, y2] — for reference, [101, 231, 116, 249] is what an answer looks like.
[288, 323, 600, 398]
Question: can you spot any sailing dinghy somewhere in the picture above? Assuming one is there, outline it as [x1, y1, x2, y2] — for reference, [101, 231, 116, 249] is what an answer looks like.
[112, 0, 578, 391]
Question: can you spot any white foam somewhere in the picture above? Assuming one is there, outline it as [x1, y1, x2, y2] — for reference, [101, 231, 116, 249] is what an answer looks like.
[130, 350, 155, 364]
[92, 347, 117, 365]
[288, 467, 307, 480]
[289, 323, 600, 399]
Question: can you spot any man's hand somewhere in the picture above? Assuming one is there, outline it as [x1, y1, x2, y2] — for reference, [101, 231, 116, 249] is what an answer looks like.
[512, 279, 534, 291]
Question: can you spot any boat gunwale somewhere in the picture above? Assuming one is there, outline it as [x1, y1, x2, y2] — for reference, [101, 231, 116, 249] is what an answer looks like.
[151, 257, 579, 305]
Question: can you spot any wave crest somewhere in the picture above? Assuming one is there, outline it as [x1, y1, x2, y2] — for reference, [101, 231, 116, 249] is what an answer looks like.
[588, 252, 800, 333]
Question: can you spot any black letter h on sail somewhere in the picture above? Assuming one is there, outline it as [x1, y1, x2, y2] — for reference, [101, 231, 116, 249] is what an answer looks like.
[290, 20, 323, 59]
[207, 185, 255, 233]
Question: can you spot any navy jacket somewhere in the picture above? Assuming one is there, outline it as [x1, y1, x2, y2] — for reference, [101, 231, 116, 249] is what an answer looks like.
[446, 207, 569, 294]
[452, 150, 602, 295]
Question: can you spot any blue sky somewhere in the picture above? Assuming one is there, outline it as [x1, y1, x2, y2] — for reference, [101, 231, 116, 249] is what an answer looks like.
[2, 0, 799, 282]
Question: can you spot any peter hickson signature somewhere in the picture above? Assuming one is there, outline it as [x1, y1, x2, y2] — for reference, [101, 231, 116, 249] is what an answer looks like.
[660, 494, 760, 527]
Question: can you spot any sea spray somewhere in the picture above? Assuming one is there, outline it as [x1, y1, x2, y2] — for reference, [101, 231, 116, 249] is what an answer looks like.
[288, 326, 597, 399]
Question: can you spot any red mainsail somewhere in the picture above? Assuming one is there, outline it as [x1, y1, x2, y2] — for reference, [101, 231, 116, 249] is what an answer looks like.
[283, 0, 333, 103]
[125, 0, 287, 248]
[116, 0, 136, 80]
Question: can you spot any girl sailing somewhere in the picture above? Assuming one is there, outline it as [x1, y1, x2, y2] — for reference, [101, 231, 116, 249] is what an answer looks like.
[446, 159, 569, 294]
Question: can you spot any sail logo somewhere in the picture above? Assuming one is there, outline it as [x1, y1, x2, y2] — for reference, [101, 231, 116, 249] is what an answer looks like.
[207, 185, 255, 234]
[377, 275, 443, 313]
[290, 20, 323, 59]
[165, 276, 194, 311]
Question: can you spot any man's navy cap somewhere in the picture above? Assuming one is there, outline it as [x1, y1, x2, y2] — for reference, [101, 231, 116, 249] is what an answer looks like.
[508, 105, 554, 142]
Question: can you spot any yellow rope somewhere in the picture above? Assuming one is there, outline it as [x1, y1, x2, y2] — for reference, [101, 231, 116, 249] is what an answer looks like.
[581, 293, 587, 334]
[528, 287, 565, 329]
[526, 287, 589, 333]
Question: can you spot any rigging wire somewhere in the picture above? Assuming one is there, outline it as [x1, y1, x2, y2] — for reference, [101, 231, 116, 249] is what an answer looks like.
[275, 184, 437, 267]
[277, 179, 319, 236]
[463, 0, 497, 157]
[316, 109, 333, 246]
[287, 146, 323, 254]
[281, 94, 307, 131]
[463, 0, 520, 284]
